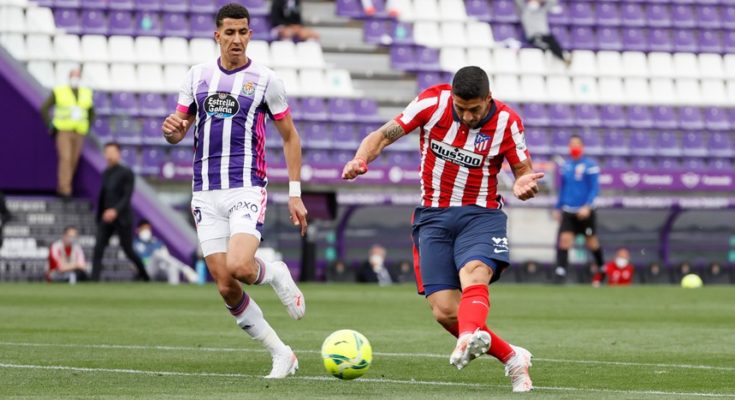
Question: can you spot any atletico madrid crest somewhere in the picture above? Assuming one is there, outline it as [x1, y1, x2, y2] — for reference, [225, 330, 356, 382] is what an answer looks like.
[474, 133, 491, 152]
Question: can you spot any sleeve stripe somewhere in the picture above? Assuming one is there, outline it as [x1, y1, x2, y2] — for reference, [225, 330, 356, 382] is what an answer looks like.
[272, 106, 290, 121]
[510, 121, 528, 162]
[176, 104, 189, 114]
[399, 96, 438, 125]
[586, 166, 600, 174]
[488, 111, 509, 157]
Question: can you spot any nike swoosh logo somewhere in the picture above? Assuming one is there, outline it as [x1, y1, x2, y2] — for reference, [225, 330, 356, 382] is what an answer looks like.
[494, 249, 509, 253]
[295, 295, 302, 307]
[471, 300, 489, 308]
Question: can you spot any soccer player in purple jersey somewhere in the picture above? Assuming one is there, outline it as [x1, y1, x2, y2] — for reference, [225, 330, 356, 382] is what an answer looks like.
[161, 3, 308, 378]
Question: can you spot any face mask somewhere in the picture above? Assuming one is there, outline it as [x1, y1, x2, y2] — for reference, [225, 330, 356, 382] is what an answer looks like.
[569, 146, 583, 159]
[369, 255, 384, 266]
[615, 257, 628, 268]
[69, 77, 80, 87]
[63, 236, 76, 246]
[139, 229, 152, 241]
[528, 0, 541, 10]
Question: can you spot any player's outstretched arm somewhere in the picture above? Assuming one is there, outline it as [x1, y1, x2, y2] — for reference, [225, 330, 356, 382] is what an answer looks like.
[274, 114, 309, 236]
[511, 160, 545, 201]
[161, 111, 194, 144]
[342, 120, 405, 180]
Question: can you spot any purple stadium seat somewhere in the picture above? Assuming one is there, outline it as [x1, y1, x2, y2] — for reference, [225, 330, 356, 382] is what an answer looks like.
[332, 150, 353, 165]
[165, 93, 178, 110]
[703, 107, 730, 131]
[627, 106, 653, 129]
[620, 3, 646, 27]
[631, 157, 657, 170]
[681, 132, 707, 157]
[547, 7, 569, 26]
[414, 47, 440, 71]
[162, 13, 189, 37]
[135, 12, 162, 36]
[492, 23, 524, 43]
[111, 92, 140, 116]
[602, 130, 628, 155]
[417, 72, 443, 91]
[240, 0, 269, 16]
[596, 3, 620, 26]
[140, 117, 162, 142]
[113, 117, 141, 145]
[171, 147, 192, 165]
[547, 104, 575, 127]
[571, 27, 596, 50]
[551, 130, 573, 153]
[724, 31, 735, 53]
[81, 0, 107, 9]
[108, 0, 135, 10]
[161, 0, 189, 13]
[575, 104, 601, 127]
[108, 11, 135, 36]
[190, 0, 216, 14]
[302, 123, 333, 149]
[670, 5, 696, 28]
[646, 4, 671, 28]
[649, 28, 673, 52]
[597, 27, 623, 51]
[525, 128, 550, 154]
[605, 156, 628, 170]
[332, 123, 359, 149]
[287, 97, 302, 120]
[651, 106, 678, 130]
[708, 133, 734, 157]
[135, 0, 161, 11]
[629, 131, 656, 156]
[92, 117, 112, 140]
[599, 105, 627, 128]
[550, 25, 571, 48]
[138, 93, 166, 117]
[141, 148, 164, 175]
[190, 14, 212, 38]
[697, 5, 721, 29]
[657, 131, 681, 156]
[682, 158, 707, 171]
[672, 29, 698, 53]
[491, 0, 519, 23]
[390, 45, 415, 71]
[250, 17, 272, 41]
[698, 31, 723, 53]
[579, 129, 602, 155]
[521, 103, 549, 127]
[621, 28, 647, 52]
[390, 21, 413, 45]
[363, 20, 389, 45]
[678, 107, 704, 131]
[466, 0, 492, 21]
[328, 98, 356, 122]
[55, 0, 81, 7]
[723, 7, 735, 30]
[569, 2, 595, 26]
[300, 98, 328, 121]
[305, 150, 330, 166]
[120, 147, 138, 169]
[93, 92, 112, 115]
[659, 157, 682, 171]
[336, 0, 363, 17]
[66, 9, 98, 33]
[354, 99, 381, 123]
[708, 158, 732, 171]
[79, 10, 108, 35]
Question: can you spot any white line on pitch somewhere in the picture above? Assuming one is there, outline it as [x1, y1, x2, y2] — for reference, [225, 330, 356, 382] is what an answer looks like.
[1, 341, 734, 372]
[0, 362, 733, 398]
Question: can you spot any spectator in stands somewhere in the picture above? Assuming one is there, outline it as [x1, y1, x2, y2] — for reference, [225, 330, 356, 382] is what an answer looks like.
[357, 244, 394, 285]
[325, 260, 355, 283]
[553, 134, 603, 283]
[40, 67, 95, 199]
[133, 220, 198, 284]
[271, 0, 320, 41]
[394, 260, 415, 284]
[47, 226, 89, 283]
[0, 191, 10, 249]
[592, 248, 635, 287]
[514, 0, 571, 66]
[674, 261, 693, 283]
[91, 142, 150, 282]
[704, 262, 731, 285]
[641, 262, 670, 284]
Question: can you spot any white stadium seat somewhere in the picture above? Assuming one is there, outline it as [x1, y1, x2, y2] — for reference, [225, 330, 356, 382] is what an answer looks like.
[623, 77, 651, 104]
[25, 6, 56, 35]
[545, 76, 574, 102]
[295, 41, 325, 68]
[520, 75, 547, 102]
[466, 48, 492, 71]
[298, 68, 326, 96]
[247, 40, 270, 67]
[647, 52, 673, 78]
[674, 78, 701, 105]
[491, 47, 519, 74]
[412, 0, 439, 21]
[440, 22, 467, 47]
[569, 50, 596, 76]
[697, 53, 724, 79]
[596, 51, 622, 77]
[572, 77, 598, 103]
[25, 34, 52, 61]
[0, 6, 25, 33]
[26, 60, 54, 88]
[672, 53, 699, 79]
[727, 80, 735, 104]
[82, 62, 111, 90]
[518, 48, 547, 75]
[80, 35, 108, 62]
[270, 40, 297, 68]
[466, 22, 494, 48]
[723, 55, 735, 79]
[620, 51, 647, 77]
[135, 36, 162, 64]
[137, 64, 165, 92]
[700, 79, 727, 105]
[390, 0, 415, 21]
[161, 37, 190, 66]
[439, 47, 466, 73]
[54, 61, 80, 85]
[493, 75, 520, 102]
[163, 64, 188, 92]
[597, 77, 625, 103]
[108, 35, 135, 63]
[109, 63, 137, 91]
[649, 78, 675, 104]
[274, 68, 300, 96]
[412, 21, 440, 48]
[439, 0, 468, 21]
[54, 34, 81, 61]
[0, 33, 26, 60]
[324, 68, 355, 96]
[189, 39, 217, 65]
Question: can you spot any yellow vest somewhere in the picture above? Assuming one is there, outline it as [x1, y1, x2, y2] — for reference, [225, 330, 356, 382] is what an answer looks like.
[52, 85, 93, 135]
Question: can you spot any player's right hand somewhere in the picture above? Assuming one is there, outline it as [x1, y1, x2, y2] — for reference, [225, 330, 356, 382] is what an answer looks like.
[162, 114, 189, 140]
[552, 209, 561, 222]
[341, 158, 368, 180]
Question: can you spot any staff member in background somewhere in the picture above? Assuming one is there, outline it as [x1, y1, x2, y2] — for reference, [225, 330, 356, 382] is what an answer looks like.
[592, 248, 634, 287]
[91, 142, 150, 282]
[553, 134, 604, 283]
[40, 68, 95, 199]
[47, 226, 89, 283]
[134, 219, 198, 284]
[515, 0, 571, 66]
[270, 0, 320, 41]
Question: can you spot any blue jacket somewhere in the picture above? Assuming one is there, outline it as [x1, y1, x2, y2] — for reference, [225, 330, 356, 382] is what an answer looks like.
[556, 157, 600, 212]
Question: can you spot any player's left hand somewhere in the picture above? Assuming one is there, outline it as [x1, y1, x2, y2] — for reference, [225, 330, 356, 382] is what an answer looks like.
[102, 208, 118, 223]
[288, 197, 308, 237]
[513, 172, 544, 201]
[577, 206, 591, 220]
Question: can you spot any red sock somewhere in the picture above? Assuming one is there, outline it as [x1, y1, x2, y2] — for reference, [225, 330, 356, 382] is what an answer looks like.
[481, 325, 515, 363]
[442, 322, 459, 338]
[457, 284, 490, 336]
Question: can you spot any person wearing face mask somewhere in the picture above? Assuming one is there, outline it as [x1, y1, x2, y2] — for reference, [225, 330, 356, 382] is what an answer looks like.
[514, 0, 571, 67]
[357, 244, 395, 286]
[47, 226, 89, 283]
[553, 134, 603, 283]
[133, 220, 198, 284]
[592, 248, 634, 287]
[40, 68, 95, 199]
[270, 0, 320, 41]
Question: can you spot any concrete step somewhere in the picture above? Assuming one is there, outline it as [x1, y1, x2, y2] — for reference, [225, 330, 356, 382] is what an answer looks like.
[302, 1, 351, 26]
[323, 51, 393, 74]
[353, 77, 417, 104]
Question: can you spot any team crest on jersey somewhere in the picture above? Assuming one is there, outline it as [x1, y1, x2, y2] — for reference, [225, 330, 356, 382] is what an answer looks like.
[242, 81, 255, 97]
[204, 92, 240, 118]
[474, 133, 492, 152]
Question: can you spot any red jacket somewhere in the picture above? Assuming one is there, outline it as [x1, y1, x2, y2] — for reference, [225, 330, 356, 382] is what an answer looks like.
[593, 261, 634, 286]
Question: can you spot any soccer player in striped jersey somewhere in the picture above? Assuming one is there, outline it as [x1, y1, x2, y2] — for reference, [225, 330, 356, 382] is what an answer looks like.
[161, 3, 307, 379]
[342, 67, 541, 392]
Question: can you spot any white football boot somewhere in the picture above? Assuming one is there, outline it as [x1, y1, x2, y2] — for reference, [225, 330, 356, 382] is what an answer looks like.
[265, 347, 298, 379]
[269, 261, 306, 320]
[504, 345, 533, 392]
[449, 329, 491, 370]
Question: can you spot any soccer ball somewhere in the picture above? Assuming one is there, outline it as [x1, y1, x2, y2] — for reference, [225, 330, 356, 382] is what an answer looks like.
[321, 329, 372, 380]
[681, 274, 703, 289]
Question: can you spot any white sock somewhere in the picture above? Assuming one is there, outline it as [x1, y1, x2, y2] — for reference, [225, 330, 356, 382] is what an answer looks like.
[233, 296, 289, 355]
[254, 257, 278, 285]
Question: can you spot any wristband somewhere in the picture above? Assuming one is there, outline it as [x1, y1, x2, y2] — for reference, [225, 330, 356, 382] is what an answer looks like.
[355, 157, 368, 172]
[289, 181, 301, 197]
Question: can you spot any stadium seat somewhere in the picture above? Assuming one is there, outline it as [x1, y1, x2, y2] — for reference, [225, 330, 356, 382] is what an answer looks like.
[547, 104, 575, 127]
[413, 0, 439, 21]
[1, 6, 25, 33]
[650, 78, 676, 104]
[391, 0, 415, 21]
[80, 35, 108, 62]
[572, 77, 598, 103]
[599, 104, 627, 128]
[53, 8, 81, 35]
[490, 0, 518, 23]
[670, 5, 696, 28]
[491, 47, 518, 75]
[296, 41, 326, 68]
[651, 105, 678, 129]
[270, 40, 298, 68]
[570, 1, 595, 26]
[697, 5, 721, 29]
[109, 35, 136, 63]
[679, 106, 705, 131]
[647, 52, 673, 78]
[440, 22, 467, 47]
[160, 37, 189, 65]
[674, 79, 702, 105]
[412, 21, 440, 47]
[597, 77, 625, 103]
[138, 92, 166, 117]
[649, 28, 674, 52]
[624, 78, 651, 104]
[698, 53, 724, 79]
[621, 28, 647, 52]
[646, 4, 671, 28]
[190, 0, 216, 14]
[569, 50, 596, 76]
[108, 10, 135, 36]
[620, 3, 646, 27]
[414, 47, 440, 71]
[54, 61, 80, 85]
[493, 75, 520, 102]
[703, 107, 730, 130]
[275, 68, 300, 95]
[0, 33, 26, 60]
[602, 131, 628, 156]
[246, 40, 269, 66]
[26, 34, 53, 61]
[698, 30, 722, 54]
[518, 48, 547, 75]
[136, 0, 162, 12]
[80, 10, 108, 36]
[109, 63, 137, 91]
[135, 11, 162, 36]
[25, 6, 56, 35]
[137, 64, 164, 92]
[596, 2, 620, 26]
[80, 0, 106, 9]
[597, 27, 623, 51]
[708, 133, 734, 158]
[54, 34, 81, 61]
[524, 129, 550, 154]
[439, 47, 466, 73]
[571, 26, 596, 51]
[546, 76, 574, 103]
[466, 48, 492, 72]
[189, 14, 212, 38]
[465, 22, 494, 48]
[465, 0, 491, 21]
[325, 69, 355, 96]
[519, 76, 546, 102]
[629, 131, 656, 156]
[596, 51, 622, 77]
[327, 98, 355, 122]
[135, 36, 162, 64]
[658, 131, 681, 157]
[161, 12, 189, 38]
[163, 64, 187, 92]
[439, 0, 467, 21]
[700, 79, 728, 105]
[627, 105, 653, 128]
[189, 38, 216, 65]
[82, 62, 111, 90]
[672, 53, 699, 79]
[27, 60, 55, 88]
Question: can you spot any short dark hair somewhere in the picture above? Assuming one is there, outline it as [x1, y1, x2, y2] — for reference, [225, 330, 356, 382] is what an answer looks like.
[451, 66, 490, 100]
[104, 142, 120, 150]
[137, 219, 151, 229]
[569, 134, 583, 143]
[216, 3, 250, 28]
[63, 225, 77, 234]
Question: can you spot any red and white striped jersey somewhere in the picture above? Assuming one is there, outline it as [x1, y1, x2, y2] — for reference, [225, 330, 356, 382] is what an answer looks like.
[394, 84, 530, 209]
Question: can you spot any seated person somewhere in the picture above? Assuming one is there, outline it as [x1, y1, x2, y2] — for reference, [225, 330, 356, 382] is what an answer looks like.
[592, 248, 634, 287]
[47, 226, 89, 283]
[133, 220, 198, 284]
[357, 244, 394, 286]
[325, 260, 356, 283]
[394, 260, 415, 284]
[271, 0, 320, 41]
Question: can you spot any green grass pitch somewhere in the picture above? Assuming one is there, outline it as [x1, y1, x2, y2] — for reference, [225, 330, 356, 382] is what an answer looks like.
[1, 283, 734, 399]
